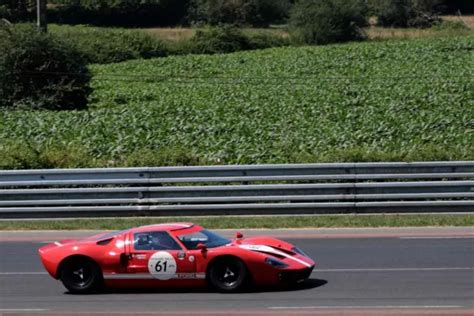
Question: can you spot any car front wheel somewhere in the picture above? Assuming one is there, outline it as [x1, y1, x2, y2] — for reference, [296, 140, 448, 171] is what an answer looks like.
[208, 257, 248, 293]
[60, 257, 103, 294]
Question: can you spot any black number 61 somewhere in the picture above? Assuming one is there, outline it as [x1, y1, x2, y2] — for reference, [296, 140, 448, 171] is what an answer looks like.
[155, 260, 168, 272]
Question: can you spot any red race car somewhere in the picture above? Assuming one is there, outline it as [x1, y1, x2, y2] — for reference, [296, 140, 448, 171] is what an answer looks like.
[39, 223, 315, 293]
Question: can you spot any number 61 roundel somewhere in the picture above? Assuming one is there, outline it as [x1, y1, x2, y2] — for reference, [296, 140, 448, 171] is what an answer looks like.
[147, 251, 177, 280]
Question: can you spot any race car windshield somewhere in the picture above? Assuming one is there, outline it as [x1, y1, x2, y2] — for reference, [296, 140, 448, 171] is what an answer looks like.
[178, 230, 230, 250]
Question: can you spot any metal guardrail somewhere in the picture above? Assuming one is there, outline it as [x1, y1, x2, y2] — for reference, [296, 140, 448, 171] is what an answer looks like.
[0, 162, 473, 218]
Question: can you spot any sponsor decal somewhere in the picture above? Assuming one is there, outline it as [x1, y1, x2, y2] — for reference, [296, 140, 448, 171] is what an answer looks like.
[188, 255, 195, 263]
[176, 273, 205, 279]
[177, 252, 186, 260]
[135, 254, 147, 260]
[147, 251, 177, 280]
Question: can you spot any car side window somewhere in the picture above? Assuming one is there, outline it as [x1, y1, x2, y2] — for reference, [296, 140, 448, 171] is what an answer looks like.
[133, 231, 182, 251]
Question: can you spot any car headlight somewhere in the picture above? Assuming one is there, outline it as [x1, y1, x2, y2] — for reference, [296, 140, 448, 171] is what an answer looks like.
[265, 257, 288, 268]
[292, 246, 309, 257]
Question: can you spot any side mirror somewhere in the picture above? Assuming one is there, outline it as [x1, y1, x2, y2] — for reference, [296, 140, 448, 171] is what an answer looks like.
[236, 232, 243, 239]
[197, 243, 207, 252]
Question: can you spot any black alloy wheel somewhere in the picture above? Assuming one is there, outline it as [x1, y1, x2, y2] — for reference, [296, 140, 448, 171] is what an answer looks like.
[60, 258, 102, 294]
[209, 258, 248, 293]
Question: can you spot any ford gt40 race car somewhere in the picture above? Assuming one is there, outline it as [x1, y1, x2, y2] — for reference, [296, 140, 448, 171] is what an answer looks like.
[39, 223, 315, 293]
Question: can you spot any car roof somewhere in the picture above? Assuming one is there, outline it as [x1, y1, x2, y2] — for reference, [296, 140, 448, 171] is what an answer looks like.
[132, 222, 198, 233]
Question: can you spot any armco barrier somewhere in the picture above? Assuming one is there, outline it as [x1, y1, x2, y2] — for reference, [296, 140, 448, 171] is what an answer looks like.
[0, 162, 473, 218]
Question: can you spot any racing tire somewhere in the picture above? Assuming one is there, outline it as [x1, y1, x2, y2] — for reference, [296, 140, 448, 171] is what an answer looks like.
[60, 257, 103, 294]
[208, 257, 248, 293]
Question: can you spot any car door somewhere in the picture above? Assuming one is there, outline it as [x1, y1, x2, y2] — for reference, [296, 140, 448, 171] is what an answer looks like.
[125, 230, 196, 281]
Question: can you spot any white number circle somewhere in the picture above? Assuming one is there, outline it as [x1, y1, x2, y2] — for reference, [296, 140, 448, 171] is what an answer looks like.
[147, 251, 177, 280]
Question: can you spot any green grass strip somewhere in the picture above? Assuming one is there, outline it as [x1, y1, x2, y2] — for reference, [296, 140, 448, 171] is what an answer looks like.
[0, 214, 472, 230]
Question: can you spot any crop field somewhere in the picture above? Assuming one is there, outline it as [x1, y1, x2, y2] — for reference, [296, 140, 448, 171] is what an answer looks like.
[0, 36, 473, 168]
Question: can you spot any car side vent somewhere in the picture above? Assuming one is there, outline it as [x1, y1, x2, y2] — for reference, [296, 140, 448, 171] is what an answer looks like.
[97, 238, 113, 246]
[263, 251, 286, 260]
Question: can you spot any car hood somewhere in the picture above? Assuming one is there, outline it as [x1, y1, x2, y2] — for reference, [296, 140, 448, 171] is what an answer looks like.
[230, 236, 315, 268]
[235, 236, 296, 253]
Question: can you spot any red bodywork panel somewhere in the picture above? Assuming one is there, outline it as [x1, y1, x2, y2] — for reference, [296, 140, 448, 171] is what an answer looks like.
[39, 223, 315, 289]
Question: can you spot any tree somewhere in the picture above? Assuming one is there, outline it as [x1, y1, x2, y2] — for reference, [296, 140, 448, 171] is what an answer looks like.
[0, 0, 35, 22]
[369, 0, 442, 28]
[48, 0, 189, 26]
[188, 0, 291, 26]
[0, 24, 91, 110]
[437, 0, 474, 14]
[289, 0, 368, 45]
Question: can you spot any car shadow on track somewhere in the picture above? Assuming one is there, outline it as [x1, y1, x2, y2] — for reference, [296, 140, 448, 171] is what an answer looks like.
[250, 278, 328, 293]
[65, 278, 327, 295]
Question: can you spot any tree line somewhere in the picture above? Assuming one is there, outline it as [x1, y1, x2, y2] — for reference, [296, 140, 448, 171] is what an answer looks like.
[1, 0, 473, 27]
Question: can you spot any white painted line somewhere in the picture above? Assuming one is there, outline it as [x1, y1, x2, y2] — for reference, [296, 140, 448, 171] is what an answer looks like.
[400, 236, 474, 239]
[2, 267, 472, 276]
[312, 267, 474, 273]
[268, 305, 463, 310]
[0, 309, 48, 312]
[0, 272, 47, 275]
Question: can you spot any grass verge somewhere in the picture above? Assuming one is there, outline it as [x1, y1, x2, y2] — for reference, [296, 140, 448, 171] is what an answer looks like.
[0, 214, 472, 231]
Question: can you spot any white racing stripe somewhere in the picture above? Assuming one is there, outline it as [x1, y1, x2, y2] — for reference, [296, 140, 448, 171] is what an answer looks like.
[268, 305, 463, 310]
[103, 272, 205, 280]
[0, 309, 49, 312]
[239, 244, 312, 268]
[313, 267, 474, 273]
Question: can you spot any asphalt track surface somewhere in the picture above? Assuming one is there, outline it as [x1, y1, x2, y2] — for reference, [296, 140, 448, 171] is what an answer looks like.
[0, 228, 473, 315]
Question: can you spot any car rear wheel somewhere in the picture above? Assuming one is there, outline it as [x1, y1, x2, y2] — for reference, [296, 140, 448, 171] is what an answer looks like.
[209, 257, 248, 293]
[60, 257, 103, 294]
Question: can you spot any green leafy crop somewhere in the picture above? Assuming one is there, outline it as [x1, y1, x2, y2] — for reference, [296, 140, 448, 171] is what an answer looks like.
[0, 36, 472, 168]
